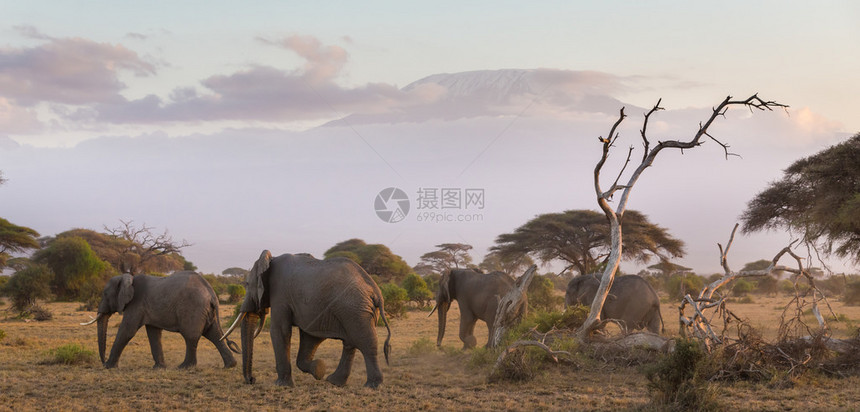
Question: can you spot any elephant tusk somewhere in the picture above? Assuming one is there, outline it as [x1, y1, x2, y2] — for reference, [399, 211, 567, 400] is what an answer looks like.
[427, 303, 438, 317]
[221, 312, 246, 341]
[253, 312, 266, 339]
[79, 313, 101, 326]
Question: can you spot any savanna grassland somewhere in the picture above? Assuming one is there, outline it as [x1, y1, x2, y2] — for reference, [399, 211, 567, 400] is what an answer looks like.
[2, 296, 860, 411]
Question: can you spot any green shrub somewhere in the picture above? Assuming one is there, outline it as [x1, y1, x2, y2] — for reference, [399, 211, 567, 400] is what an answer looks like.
[644, 338, 718, 411]
[779, 279, 810, 295]
[227, 284, 246, 303]
[732, 279, 755, 296]
[528, 275, 564, 312]
[467, 346, 497, 369]
[380, 282, 408, 318]
[666, 274, 705, 299]
[407, 338, 436, 356]
[753, 275, 779, 295]
[43, 343, 97, 365]
[401, 273, 433, 307]
[4, 263, 54, 312]
[0, 328, 5, 342]
[844, 281, 860, 305]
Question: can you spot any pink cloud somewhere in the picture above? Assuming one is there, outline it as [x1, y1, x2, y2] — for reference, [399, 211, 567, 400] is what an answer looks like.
[0, 31, 155, 106]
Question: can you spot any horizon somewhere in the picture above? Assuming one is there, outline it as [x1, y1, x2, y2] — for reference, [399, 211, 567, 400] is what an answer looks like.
[1, 2, 858, 276]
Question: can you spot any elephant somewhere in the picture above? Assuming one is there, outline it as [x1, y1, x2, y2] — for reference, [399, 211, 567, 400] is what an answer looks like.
[220, 251, 392, 388]
[430, 268, 527, 349]
[80, 271, 238, 369]
[565, 274, 663, 334]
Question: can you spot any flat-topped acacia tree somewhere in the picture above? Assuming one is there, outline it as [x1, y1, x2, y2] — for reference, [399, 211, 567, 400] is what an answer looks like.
[578, 95, 787, 340]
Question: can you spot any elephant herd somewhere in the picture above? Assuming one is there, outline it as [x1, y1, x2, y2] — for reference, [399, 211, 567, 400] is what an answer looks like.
[81, 251, 661, 389]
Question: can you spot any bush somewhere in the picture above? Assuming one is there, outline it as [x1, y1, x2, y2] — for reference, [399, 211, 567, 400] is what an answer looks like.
[380, 282, 408, 318]
[401, 273, 433, 308]
[845, 281, 860, 305]
[407, 338, 436, 356]
[644, 338, 718, 411]
[753, 275, 779, 295]
[779, 279, 810, 295]
[3, 263, 54, 312]
[30, 305, 53, 321]
[42, 343, 97, 365]
[227, 284, 246, 303]
[527, 275, 564, 312]
[666, 274, 705, 299]
[731, 279, 755, 296]
[0, 328, 5, 342]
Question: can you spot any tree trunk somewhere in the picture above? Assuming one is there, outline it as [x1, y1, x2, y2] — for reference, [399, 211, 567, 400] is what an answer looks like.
[577, 216, 622, 340]
[489, 265, 537, 348]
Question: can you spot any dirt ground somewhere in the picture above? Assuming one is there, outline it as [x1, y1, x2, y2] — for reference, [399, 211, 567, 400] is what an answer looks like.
[1, 296, 860, 411]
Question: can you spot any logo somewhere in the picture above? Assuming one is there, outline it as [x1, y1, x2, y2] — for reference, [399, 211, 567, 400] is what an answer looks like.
[374, 187, 410, 223]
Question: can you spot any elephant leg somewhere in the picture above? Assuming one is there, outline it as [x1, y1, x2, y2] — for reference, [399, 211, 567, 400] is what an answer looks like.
[270, 314, 294, 387]
[203, 323, 237, 368]
[357, 340, 383, 388]
[178, 334, 200, 369]
[104, 322, 140, 369]
[459, 311, 478, 349]
[296, 330, 326, 380]
[326, 344, 356, 387]
[145, 326, 166, 369]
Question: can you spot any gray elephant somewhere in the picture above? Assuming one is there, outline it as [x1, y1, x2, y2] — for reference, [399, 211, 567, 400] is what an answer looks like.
[565, 274, 663, 334]
[80, 271, 238, 369]
[220, 251, 392, 388]
[430, 268, 526, 349]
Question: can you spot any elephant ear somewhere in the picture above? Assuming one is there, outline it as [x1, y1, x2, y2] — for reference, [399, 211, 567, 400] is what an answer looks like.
[249, 250, 272, 308]
[438, 270, 452, 302]
[117, 273, 134, 313]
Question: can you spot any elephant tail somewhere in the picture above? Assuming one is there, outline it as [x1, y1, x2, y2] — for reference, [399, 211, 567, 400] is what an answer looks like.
[374, 295, 392, 366]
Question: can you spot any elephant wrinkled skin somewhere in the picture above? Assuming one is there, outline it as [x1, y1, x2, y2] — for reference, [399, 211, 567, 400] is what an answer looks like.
[83, 271, 237, 369]
[222, 251, 392, 388]
[432, 268, 526, 349]
[565, 274, 663, 334]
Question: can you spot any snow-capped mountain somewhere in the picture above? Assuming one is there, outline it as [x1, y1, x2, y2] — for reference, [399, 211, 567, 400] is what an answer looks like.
[325, 69, 635, 126]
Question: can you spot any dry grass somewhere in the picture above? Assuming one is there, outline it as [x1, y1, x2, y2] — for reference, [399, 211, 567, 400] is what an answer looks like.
[1, 297, 859, 410]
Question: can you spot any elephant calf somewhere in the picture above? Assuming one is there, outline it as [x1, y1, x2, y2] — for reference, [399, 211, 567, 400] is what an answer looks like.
[565, 274, 663, 334]
[81, 271, 238, 369]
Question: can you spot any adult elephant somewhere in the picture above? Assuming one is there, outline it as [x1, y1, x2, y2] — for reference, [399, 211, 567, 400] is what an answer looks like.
[565, 274, 663, 334]
[80, 271, 238, 369]
[220, 251, 392, 388]
[430, 268, 526, 349]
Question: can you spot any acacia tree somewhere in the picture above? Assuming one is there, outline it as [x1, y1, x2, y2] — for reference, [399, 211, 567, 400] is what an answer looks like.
[491, 209, 684, 276]
[417, 243, 474, 274]
[0, 217, 40, 270]
[580, 95, 786, 340]
[479, 250, 535, 276]
[741, 133, 860, 264]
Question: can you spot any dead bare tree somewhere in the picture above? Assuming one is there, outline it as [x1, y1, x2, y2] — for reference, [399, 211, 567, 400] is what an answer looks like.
[580, 95, 788, 341]
[489, 265, 537, 348]
[104, 220, 191, 275]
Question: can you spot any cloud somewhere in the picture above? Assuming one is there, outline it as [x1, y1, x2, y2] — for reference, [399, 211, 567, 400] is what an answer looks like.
[0, 29, 156, 106]
[0, 97, 42, 134]
[275, 35, 349, 84]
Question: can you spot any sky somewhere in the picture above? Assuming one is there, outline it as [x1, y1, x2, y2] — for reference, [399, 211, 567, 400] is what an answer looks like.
[1, 1, 859, 276]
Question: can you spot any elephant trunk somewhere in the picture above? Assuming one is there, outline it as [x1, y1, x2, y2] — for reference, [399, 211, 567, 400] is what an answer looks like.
[96, 313, 111, 365]
[241, 312, 260, 384]
[436, 301, 450, 347]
